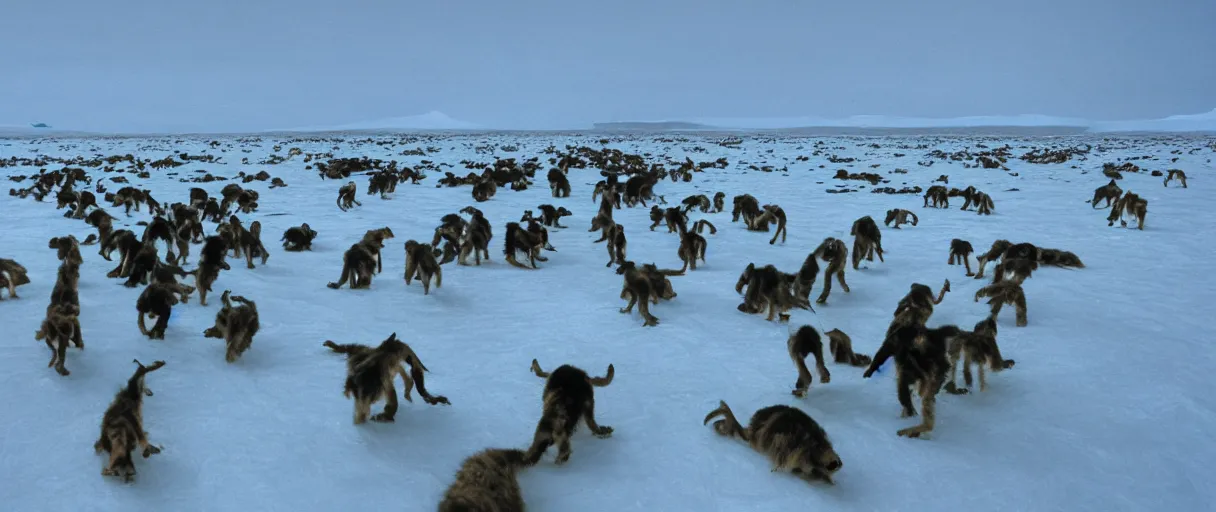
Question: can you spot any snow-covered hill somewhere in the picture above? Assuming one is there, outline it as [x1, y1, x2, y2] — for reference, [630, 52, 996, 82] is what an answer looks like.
[619, 108, 1216, 133]
[0, 133, 1213, 511]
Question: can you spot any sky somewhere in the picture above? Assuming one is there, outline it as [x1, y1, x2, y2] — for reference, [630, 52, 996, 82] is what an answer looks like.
[2, 0, 1214, 133]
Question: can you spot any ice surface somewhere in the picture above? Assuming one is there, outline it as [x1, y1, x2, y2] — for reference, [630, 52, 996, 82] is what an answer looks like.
[0, 133, 1213, 511]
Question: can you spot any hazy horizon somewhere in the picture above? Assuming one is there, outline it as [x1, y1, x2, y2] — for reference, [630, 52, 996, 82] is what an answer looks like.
[3, 0, 1214, 133]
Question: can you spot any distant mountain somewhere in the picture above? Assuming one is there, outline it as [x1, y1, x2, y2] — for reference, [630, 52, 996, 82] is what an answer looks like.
[281, 111, 481, 132]
[591, 109, 1216, 133]
[1088, 108, 1216, 133]
[0, 124, 92, 136]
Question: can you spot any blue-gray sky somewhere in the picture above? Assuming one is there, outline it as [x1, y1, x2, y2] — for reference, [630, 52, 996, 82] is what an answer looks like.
[2, 0, 1214, 132]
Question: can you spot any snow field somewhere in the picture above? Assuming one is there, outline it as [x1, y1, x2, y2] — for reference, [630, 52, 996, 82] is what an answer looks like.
[0, 134, 1213, 511]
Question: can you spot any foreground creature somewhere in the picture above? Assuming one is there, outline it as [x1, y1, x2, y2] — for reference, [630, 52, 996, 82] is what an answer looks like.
[945, 317, 1016, 394]
[0, 258, 31, 299]
[948, 239, 975, 276]
[202, 291, 260, 362]
[863, 324, 959, 438]
[787, 326, 830, 397]
[524, 359, 615, 465]
[438, 448, 532, 512]
[703, 401, 842, 485]
[323, 333, 449, 424]
[403, 240, 442, 294]
[94, 360, 166, 483]
[281, 223, 318, 251]
[826, 328, 871, 367]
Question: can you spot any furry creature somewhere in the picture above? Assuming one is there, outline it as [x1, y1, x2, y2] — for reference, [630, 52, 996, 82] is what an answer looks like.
[788, 326, 831, 397]
[136, 282, 181, 340]
[884, 209, 919, 229]
[731, 194, 762, 225]
[948, 239, 975, 276]
[195, 236, 231, 306]
[863, 324, 959, 438]
[750, 204, 787, 244]
[202, 291, 260, 362]
[850, 216, 885, 270]
[336, 181, 361, 211]
[1091, 179, 1123, 208]
[323, 333, 449, 424]
[826, 328, 871, 367]
[1157, 170, 1186, 188]
[1108, 191, 1147, 230]
[523, 359, 615, 465]
[35, 303, 83, 375]
[438, 448, 532, 512]
[923, 185, 949, 208]
[403, 240, 442, 294]
[281, 223, 318, 251]
[944, 317, 1015, 394]
[812, 238, 850, 304]
[0, 258, 31, 299]
[616, 261, 680, 326]
[734, 263, 808, 322]
[703, 401, 842, 484]
[94, 360, 166, 482]
[974, 281, 1028, 327]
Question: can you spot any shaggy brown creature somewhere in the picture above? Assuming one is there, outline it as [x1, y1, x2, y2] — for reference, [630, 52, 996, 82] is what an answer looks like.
[35, 303, 83, 376]
[202, 291, 260, 362]
[136, 282, 181, 340]
[1091, 179, 1123, 208]
[676, 228, 708, 272]
[703, 401, 842, 484]
[945, 317, 1015, 394]
[750, 204, 787, 245]
[503, 222, 547, 269]
[1108, 191, 1148, 230]
[281, 223, 318, 251]
[731, 194, 762, 225]
[864, 323, 960, 438]
[195, 235, 231, 306]
[536, 204, 572, 228]
[991, 257, 1038, 285]
[0, 258, 31, 299]
[884, 209, 919, 229]
[734, 263, 808, 322]
[850, 216, 884, 270]
[826, 328, 871, 367]
[923, 185, 949, 208]
[948, 239, 975, 276]
[548, 167, 571, 198]
[974, 281, 1028, 327]
[238, 220, 270, 269]
[403, 240, 442, 294]
[1163, 169, 1188, 188]
[438, 448, 532, 512]
[336, 181, 361, 211]
[617, 261, 678, 326]
[788, 326, 831, 397]
[523, 359, 615, 465]
[323, 333, 449, 424]
[812, 237, 850, 304]
[602, 223, 627, 268]
[94, 360, 166, 483]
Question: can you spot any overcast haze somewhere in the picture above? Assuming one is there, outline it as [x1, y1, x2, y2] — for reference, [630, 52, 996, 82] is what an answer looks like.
[3, 0, 1214, 133]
